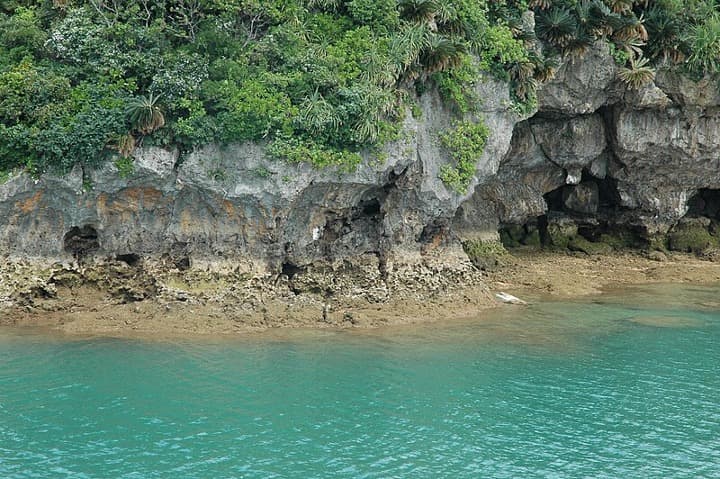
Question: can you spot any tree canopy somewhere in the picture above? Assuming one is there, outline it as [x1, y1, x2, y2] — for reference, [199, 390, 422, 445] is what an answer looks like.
[0, 1, 717, 177]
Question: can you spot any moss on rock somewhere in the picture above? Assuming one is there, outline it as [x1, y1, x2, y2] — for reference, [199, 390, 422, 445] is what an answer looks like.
[568, 236, 614, 255]
[521, 228, 542, 247]
[546, 222, 577, 249]
[499, 226, 523, 248]
[667, 219, 720, 253]
[463, 239, 510, 271]
[647, 234, 669, 252]
[598, 230, 644, 250]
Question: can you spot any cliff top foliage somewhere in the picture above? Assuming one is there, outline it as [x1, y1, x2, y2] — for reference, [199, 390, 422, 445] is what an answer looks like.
[0, 0, 718, 180]
[0, 0, 535, 176]
[532, 0, 720, 87]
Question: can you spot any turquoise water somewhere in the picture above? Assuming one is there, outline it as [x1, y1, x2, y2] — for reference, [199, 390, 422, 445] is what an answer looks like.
[1, 284, 719, 478]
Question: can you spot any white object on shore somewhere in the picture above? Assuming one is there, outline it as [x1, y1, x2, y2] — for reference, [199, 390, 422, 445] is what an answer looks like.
[495, 292, 527, 305]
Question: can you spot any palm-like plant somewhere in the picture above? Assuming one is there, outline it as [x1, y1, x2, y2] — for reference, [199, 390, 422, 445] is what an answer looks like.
[530, 0, 553, 9]
[432, 2, 455, 26]
[510, 59, 538, 101]
[536, 7, 576, 47]
[685, 15, 720, 74]
[532, 53, 560, 83]
[299, 90, 341, 136]
[399, 0, 440, 25]
[436, 6, 467, 37]
[614, 14, 648, 42]
[645, 5, 685, 63]
[564, 29, 595, 57]
[606, 0, 634, 14]
[689, 1, 720, 23]
[575, 0, 613, 37]
[305, 0, 342, 12]
[612, 36, 646, 58]
[346, 84, 398, 144]
[360, 50, 397, 88]
[114, 133, 137, 158]
[126, 93, 165, 135]
[420, 35, 466, 74]
[389, 23, 431, 80]
[618, 56, 656, 89]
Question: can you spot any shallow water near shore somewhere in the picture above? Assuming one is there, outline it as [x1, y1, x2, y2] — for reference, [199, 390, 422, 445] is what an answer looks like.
[1, 283, 719, 478]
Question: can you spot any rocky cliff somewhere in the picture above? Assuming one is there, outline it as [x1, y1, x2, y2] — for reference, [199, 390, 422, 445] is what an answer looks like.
[458, 42, 720, 257]
[2, 42, 720, 302]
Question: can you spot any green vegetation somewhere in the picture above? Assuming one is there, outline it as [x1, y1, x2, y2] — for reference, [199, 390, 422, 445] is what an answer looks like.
[531, 0, 720, 87]
[126, 93, 165, 136]
[667, 219, 720, 253]
[500, 224, 542, 247]
[113, 156, 135, 179]
[463, 238, 510, 271]
[438, 119, 489, 193]
[618, 56, 656, 88]
[0, 0, 534, 176]
[567, 235, 613, 255]
[1, 1, 719, 179]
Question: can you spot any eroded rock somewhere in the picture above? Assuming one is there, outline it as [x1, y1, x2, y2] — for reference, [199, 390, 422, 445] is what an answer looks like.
[4, 40, 720, 311]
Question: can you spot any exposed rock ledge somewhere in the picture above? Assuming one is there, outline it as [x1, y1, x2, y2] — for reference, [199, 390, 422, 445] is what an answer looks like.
[3, 42, 720, 327]
[2, 251, 719, 337]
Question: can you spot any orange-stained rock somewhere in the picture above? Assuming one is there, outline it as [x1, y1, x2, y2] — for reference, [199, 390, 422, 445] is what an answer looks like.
[16, 191, 43, 214]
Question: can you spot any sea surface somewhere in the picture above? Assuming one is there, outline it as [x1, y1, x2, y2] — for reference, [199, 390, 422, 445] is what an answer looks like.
[1, 284, 719, 478]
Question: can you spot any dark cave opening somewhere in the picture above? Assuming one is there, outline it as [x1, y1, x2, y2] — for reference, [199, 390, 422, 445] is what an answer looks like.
[664, 188, 720, 254]
[358, 197, 382, 217]
[174, 256, 191, 271]
[63, 225, 99, 258]
[419, 219, 450, 245]
[318, 191, 387, 256]
[596, 175, 622, 211]
[543, 171, 623, 216]
[499, 215, 548, 248]
[543, 187, 565, 213]
[116, 253, 141, 267]
[686, 189, 720, 219]
[281, 261, 304, 281]
[500, 171, 646, 249]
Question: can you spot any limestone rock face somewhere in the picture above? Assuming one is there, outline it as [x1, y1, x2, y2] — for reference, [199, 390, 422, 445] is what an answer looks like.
[531, 114, 606, 169]
[563, 182, 599, 215]
[3, 39, 720, 271]
[0, 79, 524, 272]
[456, 41, 720, 242]
[537, 42, 619, 115]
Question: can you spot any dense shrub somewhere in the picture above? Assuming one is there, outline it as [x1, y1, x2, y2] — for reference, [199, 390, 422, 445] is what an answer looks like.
[531, 0, 720, 83]
[0, 1, 716, 177]
[438, 119, 490, 194]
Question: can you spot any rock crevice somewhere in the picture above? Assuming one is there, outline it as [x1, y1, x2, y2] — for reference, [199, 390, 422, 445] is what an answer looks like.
[2, 43, 720, 296]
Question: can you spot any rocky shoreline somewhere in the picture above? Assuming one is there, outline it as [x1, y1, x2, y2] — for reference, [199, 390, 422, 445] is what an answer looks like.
[2, 249, 719, 338]
[0, 245, 493, 336]
[4, 41, 720, 337]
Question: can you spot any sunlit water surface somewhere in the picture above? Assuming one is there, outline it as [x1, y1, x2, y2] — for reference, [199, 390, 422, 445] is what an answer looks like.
[1, 284, 719, 478]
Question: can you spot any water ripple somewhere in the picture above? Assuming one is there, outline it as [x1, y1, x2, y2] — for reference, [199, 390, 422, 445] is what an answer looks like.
[1, 284, 719, 478]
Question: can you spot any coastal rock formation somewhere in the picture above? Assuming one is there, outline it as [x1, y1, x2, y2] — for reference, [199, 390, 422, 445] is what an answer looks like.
[2, 42, 720, 306]
[0, 76, 521, 272]
[457, 42, 720, 250]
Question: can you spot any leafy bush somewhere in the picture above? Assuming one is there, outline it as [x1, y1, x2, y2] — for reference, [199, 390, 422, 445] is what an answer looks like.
[438, 119, 490, 194]
[7, 0, 718, 179]
[114, 156, 135, 179]
[0, 1, 542, 176]
[268, 136, 362, 171]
